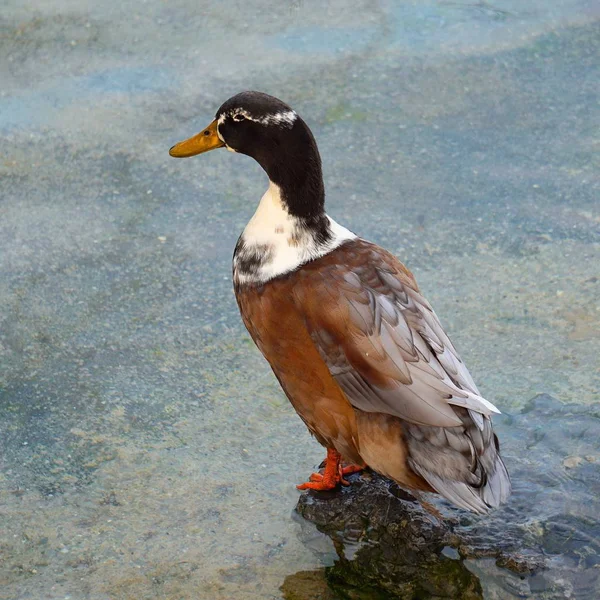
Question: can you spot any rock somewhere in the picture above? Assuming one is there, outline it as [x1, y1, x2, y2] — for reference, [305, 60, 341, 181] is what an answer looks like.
[296, 473, 533, 599]
[295, 395, 600, 599]
[281, 569, 338, 600]
[562, 456, 583, 469]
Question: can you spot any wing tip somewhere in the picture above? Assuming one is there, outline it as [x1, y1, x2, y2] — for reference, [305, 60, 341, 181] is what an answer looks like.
[410, 455, 511, 514]
[482, 455, 512, 508]
[484, 399, 502, 415]
[456, 393, 502, 416]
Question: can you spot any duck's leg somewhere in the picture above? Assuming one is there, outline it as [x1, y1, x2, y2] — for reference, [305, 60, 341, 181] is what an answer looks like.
[297, 448, 346, 491]
[297, 448, 366, 491]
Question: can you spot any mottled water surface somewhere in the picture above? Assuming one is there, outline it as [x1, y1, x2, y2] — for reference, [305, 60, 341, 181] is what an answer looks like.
[1, 1, 598, 599]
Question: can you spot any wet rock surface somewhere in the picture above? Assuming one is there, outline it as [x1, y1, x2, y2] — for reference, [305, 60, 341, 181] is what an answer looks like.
[296, 394, 600, 599]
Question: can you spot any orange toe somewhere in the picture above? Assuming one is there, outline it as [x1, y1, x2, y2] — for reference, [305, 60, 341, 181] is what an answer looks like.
[341, 462, 366, 476]
[296, 479, 339, 491]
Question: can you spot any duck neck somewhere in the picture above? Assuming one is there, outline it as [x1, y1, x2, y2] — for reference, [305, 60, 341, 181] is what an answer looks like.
[266, 154, 325, 221]
[233, 180, 356, 286]
[233, 119, 357, 285]
[260, 118, 326, 221]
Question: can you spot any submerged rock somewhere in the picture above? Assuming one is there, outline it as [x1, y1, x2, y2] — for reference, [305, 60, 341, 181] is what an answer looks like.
[281, 569, 337, 600]
[295, 394, 600, 599]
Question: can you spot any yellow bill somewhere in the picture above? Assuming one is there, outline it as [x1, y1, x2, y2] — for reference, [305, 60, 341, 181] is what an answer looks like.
[169, 119, 225, 158]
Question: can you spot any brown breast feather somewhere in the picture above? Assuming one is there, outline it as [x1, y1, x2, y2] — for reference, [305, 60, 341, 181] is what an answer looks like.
[235, 274, 362, 464]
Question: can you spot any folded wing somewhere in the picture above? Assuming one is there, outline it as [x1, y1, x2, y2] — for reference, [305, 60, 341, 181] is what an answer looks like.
[294, 240, 510, 512]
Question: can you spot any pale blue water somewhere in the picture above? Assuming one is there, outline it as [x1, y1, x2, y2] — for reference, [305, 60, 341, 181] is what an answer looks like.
[1, 1, 599, 598]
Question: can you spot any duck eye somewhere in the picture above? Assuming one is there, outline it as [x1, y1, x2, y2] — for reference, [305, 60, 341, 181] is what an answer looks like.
[232, 113, 246, 122]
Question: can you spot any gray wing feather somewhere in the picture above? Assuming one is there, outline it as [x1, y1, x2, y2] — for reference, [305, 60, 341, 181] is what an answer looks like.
[405, 410, 511, 512]
[313, 271, 500, 427]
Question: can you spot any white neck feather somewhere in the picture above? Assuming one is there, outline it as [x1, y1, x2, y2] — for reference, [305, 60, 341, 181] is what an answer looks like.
[233, 182, 356, 285]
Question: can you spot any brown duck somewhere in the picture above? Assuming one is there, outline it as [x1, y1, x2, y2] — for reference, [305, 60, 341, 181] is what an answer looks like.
[170, 91, 511, 513]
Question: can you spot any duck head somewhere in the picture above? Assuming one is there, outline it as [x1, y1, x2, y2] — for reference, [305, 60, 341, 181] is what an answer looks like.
[169, 91, 325, 219]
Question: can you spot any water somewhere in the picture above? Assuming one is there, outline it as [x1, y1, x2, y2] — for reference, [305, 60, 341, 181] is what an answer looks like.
[0, 1, 598, 598]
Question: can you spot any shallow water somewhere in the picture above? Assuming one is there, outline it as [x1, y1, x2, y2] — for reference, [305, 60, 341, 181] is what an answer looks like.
[0, 1, 599, 599]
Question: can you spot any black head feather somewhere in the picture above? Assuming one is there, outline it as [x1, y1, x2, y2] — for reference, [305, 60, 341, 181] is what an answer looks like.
[215, 91, 326, 220]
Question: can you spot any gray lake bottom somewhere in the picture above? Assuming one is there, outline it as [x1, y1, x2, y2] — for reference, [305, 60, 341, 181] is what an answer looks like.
[1, 1, 599, 599]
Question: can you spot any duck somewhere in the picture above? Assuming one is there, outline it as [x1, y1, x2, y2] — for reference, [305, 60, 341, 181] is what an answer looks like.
[169, 91, 511, 513]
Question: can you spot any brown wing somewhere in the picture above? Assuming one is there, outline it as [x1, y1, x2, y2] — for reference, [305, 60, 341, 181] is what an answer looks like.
[295, 241, 500, 429]
[294, 239, 510, 512]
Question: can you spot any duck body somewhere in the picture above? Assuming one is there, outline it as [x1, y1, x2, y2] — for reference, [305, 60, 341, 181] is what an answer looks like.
[234, 219, 507, 512]
[170, 91, 511, 513]
[235, 237, 432, 493]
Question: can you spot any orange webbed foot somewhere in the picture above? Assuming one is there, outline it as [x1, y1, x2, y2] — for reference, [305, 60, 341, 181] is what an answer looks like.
[296, 477, 344, 491]
[298, 469, 350, 488]
[297, 449, 364, 491]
